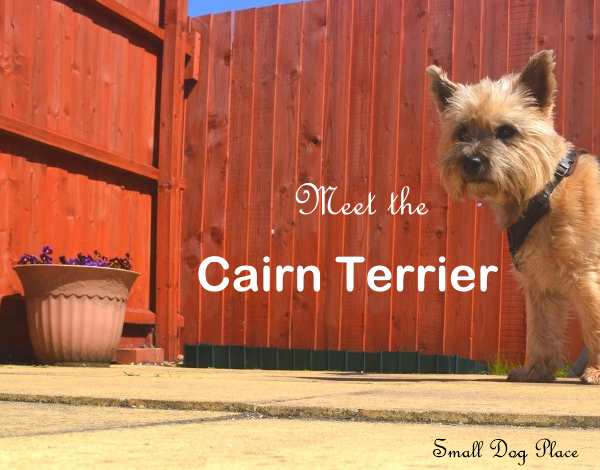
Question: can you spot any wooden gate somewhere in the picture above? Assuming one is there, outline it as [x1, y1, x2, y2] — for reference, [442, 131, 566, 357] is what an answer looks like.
[0, 0, 194, 362]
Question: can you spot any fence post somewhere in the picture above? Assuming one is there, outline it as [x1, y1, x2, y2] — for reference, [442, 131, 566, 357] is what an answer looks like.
[156, 0, 188, 361]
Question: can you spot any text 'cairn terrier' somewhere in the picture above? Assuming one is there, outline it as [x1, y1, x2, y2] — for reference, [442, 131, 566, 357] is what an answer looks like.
[427, 50, 600, 384]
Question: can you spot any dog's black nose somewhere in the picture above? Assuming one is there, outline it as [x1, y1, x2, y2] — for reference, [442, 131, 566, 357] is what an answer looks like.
[462, 155, 484, 178]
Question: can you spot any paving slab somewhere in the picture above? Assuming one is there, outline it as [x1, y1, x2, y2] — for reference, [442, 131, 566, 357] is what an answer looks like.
[0, 402, 597, 469]
[0, 402, 238, 438]
[0, 365, 596, 428]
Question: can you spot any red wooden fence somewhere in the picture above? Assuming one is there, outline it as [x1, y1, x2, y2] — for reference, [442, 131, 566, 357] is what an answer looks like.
[1, 0, 597, 365]
[182, 0, 600, 364]
[0, 0, 192, 362]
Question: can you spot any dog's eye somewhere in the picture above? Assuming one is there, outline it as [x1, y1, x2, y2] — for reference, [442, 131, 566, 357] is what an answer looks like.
[496, 124, 518, 140]
[455, 125, 468, 142]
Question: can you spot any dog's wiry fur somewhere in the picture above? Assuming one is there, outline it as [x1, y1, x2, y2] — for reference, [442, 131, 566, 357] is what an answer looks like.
[427, 50, 600, 384]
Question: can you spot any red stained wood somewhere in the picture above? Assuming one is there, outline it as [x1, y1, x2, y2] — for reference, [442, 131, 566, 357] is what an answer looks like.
[442, 0, 481, 358]
[471, 0, 509, 362]
[531, 1, 576, 361]
[0, 148, 155, 357]
[1, 0, 159, 164]
[181, 15, 211, 346]
[416, 0, 452, 355]
[125, 308, 157, 325]
[316, 0, 353, 350]
[0, 115, 159, 180]
[198, 13, 232, 345]
[364, 0, 403, 352]
[221, 9, 256, 346]
[0, 157, 11, 295]
[497, 0, 539, 365]
[269, 3, 303, 348]
[156, 0, 188, 360]
[537, 0, 566, 134]
[5, 0, 592, 364]
[291, 0, 327, 349]
[81, 0, 164, 42]
[0, 0, 181, 361]
[112, 0, 161, 26]
[245, 6, 279, 347]
[182, 0, 595, 363]
[562, 0, 594, 361]
[563, 0, 594, 148]
[339, 0, 375, 352]
[394, 0, 429, 353]
[595, 0, 600, 154]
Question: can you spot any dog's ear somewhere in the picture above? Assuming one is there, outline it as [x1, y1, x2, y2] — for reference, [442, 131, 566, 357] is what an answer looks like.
[426, 65, 458, 113]
[517, 50, 556, 113]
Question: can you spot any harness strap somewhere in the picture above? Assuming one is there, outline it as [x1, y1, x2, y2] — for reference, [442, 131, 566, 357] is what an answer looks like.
[506, 147, 580, 258]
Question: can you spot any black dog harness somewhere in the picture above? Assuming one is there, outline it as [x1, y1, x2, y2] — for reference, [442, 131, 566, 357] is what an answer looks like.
[506, 147, 580, 258]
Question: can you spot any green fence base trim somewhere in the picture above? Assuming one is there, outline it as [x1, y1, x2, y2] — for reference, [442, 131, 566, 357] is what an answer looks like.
[183, 344, 488, 374]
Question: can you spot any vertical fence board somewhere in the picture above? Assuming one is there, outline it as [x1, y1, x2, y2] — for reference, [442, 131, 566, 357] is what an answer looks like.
[8, 158, 26, 265]
[562, 0, 594, 361]
[317, 0, 353, 350]
[442, 0, 482, 358]
[595, 0, 600, 154]
[563, 1, 594, 149]
[417, 0, 452, 355]
[394, 0, 429, 353]
[339, 0, 375, 351]
[364, 0, 403, 352]
[12, 0, 33, 123]
[182, 16, 211, 346]
[291, 0, 327, 349]
[269, 4, 302, 347]
[71, 9, 85, 141]
[198, 13, 232, 345]
[156, 0, 188, 360]
[537, 0, 566, 134]
[222, 9, 257, 346]
[269, 3, 303, 348]
[0, 156, 11, 295]
[59, 2, 74, 138]
[84, 11, 99, 145]
[30, 0, 45, 128]
[245, 6, 279, 347]
[471, 0, 508, 362]
[498, 0, 538, 365]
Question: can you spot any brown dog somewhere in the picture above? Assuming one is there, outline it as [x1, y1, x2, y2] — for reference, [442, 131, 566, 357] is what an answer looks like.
[427, 50, 600, 384]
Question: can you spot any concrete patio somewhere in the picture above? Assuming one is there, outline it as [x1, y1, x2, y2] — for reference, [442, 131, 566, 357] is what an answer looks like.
[0, 365, 598, 468]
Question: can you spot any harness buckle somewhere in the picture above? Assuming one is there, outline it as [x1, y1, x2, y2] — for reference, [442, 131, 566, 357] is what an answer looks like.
[555, 159, 572, 178]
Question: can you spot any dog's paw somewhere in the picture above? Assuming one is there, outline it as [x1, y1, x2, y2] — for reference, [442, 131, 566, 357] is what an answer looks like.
[507, 367, 528, 381]
[507, 366, 555, 383]
[580, 367, 600, 385]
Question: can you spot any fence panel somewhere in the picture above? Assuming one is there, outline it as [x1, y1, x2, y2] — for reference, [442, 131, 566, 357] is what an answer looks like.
[0, 0, 187, 361]
[183, 0, 600, 363]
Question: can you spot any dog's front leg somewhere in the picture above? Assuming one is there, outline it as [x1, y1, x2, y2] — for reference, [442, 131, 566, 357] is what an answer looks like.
[571, 282, 600, 385]
[508, 289, 566, 383]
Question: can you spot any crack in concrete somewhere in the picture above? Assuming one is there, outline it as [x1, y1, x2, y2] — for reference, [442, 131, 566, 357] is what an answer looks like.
[0, 392, 598, 430]
[0, 412, 252, 439]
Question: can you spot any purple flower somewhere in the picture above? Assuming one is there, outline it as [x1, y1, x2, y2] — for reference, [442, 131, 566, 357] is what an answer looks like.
[18, 254, 40, 265]
[39, 245, 53, 264]
[18, 246, 133, 270]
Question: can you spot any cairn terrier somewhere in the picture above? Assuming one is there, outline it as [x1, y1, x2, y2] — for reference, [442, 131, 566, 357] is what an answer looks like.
[427, 50, 600, 384]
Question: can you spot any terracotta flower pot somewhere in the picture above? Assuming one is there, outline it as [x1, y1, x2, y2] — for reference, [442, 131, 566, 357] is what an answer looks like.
[14, 264, 139, 365]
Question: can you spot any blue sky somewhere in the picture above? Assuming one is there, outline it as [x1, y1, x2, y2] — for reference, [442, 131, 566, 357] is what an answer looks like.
[189, 0, 301, 16]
